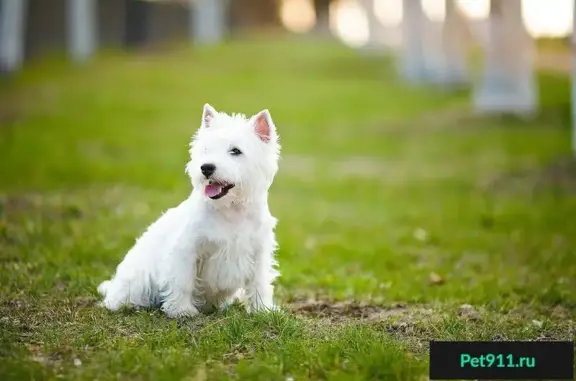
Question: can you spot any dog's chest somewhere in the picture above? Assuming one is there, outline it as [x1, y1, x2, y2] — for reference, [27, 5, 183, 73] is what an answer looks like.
[196, 221, 260, 293]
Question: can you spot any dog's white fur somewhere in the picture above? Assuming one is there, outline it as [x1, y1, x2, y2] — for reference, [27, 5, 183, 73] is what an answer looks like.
[97, 104, 281, 318]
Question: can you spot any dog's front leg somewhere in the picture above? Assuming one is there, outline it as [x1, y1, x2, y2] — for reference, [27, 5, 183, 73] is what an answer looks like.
[161, 263, 199, 318]
[246, 282, 276, 313]
[160, 241, 200, 318]
[245, 244, 280, 313]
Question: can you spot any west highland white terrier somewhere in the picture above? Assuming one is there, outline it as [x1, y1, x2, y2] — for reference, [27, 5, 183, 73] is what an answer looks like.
[97, 104, 281, 318]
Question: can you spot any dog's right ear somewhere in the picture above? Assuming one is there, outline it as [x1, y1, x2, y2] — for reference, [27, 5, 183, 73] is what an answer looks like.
[202, 103, 217, 128]
[253, 109, 276, 143]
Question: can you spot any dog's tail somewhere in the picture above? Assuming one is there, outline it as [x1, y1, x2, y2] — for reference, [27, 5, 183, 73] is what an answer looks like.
[97, 280, 112, 297]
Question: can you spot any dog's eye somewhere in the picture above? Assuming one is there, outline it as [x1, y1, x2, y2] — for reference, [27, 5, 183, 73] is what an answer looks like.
[229, 147, 243, 156]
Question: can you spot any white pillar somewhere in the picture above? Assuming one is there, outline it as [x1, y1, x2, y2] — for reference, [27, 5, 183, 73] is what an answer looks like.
[190, 0, 226, 45]
[359, 0, 385, 51]
[399, 0, 427, 84]
[312, 0, 332, 37]
[67, 0, 97, 63]
[439, 0, 469, 86]
[0, 0, 27, 73]
[473, 0, 537, 115]
[420, 7, 444, 84]
[572, 0, 576, 154]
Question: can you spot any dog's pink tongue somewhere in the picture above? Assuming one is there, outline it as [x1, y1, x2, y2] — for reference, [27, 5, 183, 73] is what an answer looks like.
[205, 183, 222, 198]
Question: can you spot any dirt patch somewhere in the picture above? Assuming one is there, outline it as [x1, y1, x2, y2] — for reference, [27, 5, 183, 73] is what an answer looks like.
[280, 154, 317, 179]
[289, 299, 442, 355]
[483, 157, 576, 196]
[0, 108, 22, 126]
[335, 156, 390, 178]
[0, 195, 85, 221]
[537, 51, 570, 73]
[290, 299, 435, 323]
[280, 154, 458, 183]
[26, 343, 64, 367]
[364, 106, 484, 134]
[0, 90, 26, 130]
[0, 196, 37, 215]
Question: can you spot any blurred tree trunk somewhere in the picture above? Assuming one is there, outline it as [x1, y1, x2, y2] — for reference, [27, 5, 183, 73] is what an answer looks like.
[399, 0, 427, 83]
[572, 1, 576, 154]
[67, 0, 97, 62]
[191, 0, 227, 45]
[358, 0, 388, 51]
[124, 0, 150, 48]
[362, 0, 379, 48]
[0, 0, 27, 74]
[473, 0, 537, 115]
[229, 0, 282, 31]
[436, 0, 470, 85]
[312, 0, 331, 36]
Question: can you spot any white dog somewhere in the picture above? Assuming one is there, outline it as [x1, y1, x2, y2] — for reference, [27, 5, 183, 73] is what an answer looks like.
[97, 104, 281, 318]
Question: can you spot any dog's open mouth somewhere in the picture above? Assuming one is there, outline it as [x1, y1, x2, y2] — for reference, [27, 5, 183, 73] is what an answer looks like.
[205, 180, 235, 200]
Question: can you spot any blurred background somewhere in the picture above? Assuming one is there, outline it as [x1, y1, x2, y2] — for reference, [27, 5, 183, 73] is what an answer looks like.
[1, 0, 576, 305]
[1, 0, 575, 56]
[1, 0, 576, 295]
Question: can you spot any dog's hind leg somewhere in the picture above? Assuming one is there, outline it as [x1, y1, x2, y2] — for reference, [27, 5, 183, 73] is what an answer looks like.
[99, 273, 154, 311]
[99, 279, 131, 311]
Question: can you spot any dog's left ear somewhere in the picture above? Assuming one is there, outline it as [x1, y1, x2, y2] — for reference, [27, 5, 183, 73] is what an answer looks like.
[202, 103, 217, 128]
[253, 109, 276, 143]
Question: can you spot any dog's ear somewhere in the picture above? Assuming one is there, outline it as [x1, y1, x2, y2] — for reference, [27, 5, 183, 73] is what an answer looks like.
[202, 103, 217, 128]
[253, 109, 275, 143]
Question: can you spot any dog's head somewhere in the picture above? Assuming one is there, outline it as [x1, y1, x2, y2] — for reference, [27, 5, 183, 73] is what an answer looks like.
[187, 104, 281, 204]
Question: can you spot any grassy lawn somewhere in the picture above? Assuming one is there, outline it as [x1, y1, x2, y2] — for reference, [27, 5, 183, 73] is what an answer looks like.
[1, 36, 575, 380]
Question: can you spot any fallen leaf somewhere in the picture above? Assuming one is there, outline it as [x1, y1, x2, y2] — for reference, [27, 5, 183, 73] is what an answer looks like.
[551, 305, 567, 318]
[457, 304, 481, 320]
[429, 272, 444, 285]
[26, 343, 43, 356]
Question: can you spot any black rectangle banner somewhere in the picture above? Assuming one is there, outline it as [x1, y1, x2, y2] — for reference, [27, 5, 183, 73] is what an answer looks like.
[429, 341, 574, 380]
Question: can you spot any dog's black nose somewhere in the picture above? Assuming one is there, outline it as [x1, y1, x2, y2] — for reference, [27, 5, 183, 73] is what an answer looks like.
[200, 163, 216, 178]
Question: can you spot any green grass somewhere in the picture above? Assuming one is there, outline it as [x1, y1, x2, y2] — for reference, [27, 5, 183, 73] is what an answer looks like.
[1, 36, 575, 380]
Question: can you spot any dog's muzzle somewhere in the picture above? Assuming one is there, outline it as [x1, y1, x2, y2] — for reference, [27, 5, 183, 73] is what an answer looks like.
[205, 180, 235, 200]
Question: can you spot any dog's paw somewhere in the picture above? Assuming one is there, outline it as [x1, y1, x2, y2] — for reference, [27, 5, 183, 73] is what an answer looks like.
[98, 298, 124, 312]
[218, 299, 234, 312]
[218, 296, 240, 311]
[247, 302, 281, 314]
[162, 302, 199, 319]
